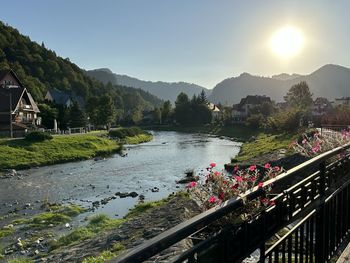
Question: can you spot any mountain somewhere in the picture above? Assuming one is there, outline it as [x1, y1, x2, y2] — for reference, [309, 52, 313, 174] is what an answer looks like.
[0, 21, 162, 111]
[86, 68, 211, 103]
[209, 64, 350, 105]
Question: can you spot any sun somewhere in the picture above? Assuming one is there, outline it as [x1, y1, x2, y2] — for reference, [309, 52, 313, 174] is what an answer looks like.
[270, 26, 304, 59]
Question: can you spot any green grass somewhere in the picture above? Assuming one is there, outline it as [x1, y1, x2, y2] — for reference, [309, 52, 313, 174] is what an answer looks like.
[7, 258, 33, 263]
[125, 191, 189, 219]
[0, 133, 120, 169]
[12, 204, 86, 229]
[124, 133, 153, 144]
[82, 243, 125, 263]
[234, 133, 297, 162]
[147, 125, 260, 141]
[0, 228, 14, 239]
[51, 214, 125, 250]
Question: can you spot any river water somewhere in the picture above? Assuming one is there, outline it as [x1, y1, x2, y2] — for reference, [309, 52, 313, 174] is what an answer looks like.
[0, 131, 241, 218]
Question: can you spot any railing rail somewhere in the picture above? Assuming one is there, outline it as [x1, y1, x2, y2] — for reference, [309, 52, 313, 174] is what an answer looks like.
[111, 142, 350, 263]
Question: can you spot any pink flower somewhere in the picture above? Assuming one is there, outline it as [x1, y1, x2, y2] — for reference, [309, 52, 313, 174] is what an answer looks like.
[214, 171, 221, 176]
[208, 196, 217, 203]
[264, 163, 271, 169]
[231, 184, 238, 189]
[258, 182, 264, 188]
[312, 146, 320, 153]
[302, 139, 307, 144]
[186, 181, 197, 188]
[234, 175, 243, 182]
[273, 166, 280, 172]
[250, 176, 256, 182]
[210, 163, 216, 168]
[249, 165, 257, 171]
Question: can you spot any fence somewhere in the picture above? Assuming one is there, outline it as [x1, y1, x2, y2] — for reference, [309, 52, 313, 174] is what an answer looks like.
[112, 143, 350, 263]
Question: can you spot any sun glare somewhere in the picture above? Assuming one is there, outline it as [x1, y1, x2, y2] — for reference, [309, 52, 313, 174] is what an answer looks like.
[270, 26, 304, 59]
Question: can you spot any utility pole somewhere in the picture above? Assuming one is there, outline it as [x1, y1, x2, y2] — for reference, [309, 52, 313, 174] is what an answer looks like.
[9, 92, 12, 138]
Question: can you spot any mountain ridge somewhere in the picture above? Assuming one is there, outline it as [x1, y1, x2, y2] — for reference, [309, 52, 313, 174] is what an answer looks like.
[86, 68, 211, 103]
[209, 64, 350, 105]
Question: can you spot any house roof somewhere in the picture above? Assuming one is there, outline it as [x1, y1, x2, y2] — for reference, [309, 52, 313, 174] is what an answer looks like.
[0, 85, 25, 112]
[47, 89, 72, 105]
[27, 92, 40, 113]
[239, 95, 271, 106]
[46, 89, 85, 109]
[0, 69, 40, 113]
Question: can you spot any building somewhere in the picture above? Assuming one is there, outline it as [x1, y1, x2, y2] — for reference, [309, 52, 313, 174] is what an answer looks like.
[0, 69, 40, 136]
[232, 95, 271, 123]
[207, 103, 221, 121]
[312, 97, 332, 116]
[45, 89, 85, 109]
[334, 97, 350, 107]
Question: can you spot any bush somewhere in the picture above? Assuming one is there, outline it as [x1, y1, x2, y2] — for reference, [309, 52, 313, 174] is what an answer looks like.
[266, 108, 303, 132]
[108, 127, 147, 139]
[25, 131, 53, 142]
[246, 114, 265, 128]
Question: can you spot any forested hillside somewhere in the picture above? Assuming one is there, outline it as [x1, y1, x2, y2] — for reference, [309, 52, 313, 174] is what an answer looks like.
[0, 21, 162, 125]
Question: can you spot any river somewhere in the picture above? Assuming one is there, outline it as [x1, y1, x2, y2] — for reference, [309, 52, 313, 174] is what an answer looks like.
[0, 131, 241, 218]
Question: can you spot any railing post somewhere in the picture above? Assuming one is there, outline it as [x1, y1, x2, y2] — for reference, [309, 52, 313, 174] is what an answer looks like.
[315, 161, 326, 263]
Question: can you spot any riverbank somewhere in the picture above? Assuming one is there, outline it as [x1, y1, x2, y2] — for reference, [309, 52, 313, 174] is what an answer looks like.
[0, 133, 119, 170]
[0, 192, 200, 263]
[0, 127, 153, 170]
[146, 125, 260, 141]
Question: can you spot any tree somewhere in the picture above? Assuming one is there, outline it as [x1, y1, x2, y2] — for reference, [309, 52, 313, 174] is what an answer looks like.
[99, 95, 116, 129]
[284, 81, 313, 108]
[86, 96, 100, 126]
[153, 107, 162, 124]
[198, 89, 208, 104]
[38, 103, 58, 129]
[174, 93, 190, 124]
[69, 102, 86, 127]
[161, 100, 172, 122]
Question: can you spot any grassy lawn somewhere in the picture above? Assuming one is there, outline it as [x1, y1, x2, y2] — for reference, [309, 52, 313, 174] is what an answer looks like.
[124, 133, 153, 144]
[0, 133, 120, 170]
[234, 133, 298, 162]
[146, 125, 260, 141]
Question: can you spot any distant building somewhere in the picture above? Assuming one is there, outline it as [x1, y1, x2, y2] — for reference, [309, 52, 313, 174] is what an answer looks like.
[207, 103, 221, 121]
[312, 97, 332, 116]
[45, 89, 85, 109]
[0, 69, 40, 136]
[334, 97, 350, 107]
[232, 95, 271, 123]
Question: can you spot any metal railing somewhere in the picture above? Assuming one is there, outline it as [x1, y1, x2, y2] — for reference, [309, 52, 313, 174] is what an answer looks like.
[112, 143, 350, 263]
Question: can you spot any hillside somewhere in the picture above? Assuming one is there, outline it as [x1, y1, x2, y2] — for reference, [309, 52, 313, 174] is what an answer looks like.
[0, 21, 162, 111]
[209, 64, 350, 105]
[86, 68, 211, 103]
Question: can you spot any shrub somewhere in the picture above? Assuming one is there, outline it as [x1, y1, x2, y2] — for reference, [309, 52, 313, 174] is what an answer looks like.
[108, 127, 147, 139]
[266, 108, 303, 132]
[188, 163, 283, 221]
[25, 131, 53, 142]
[291, 129, 350, 157]
[246, 114, 265, 128]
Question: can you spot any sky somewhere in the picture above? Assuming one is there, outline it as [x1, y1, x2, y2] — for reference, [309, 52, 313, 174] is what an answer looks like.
[1, 0, 350, 88]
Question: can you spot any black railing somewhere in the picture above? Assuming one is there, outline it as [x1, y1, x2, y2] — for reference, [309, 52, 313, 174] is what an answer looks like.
[112, 143, 350, 263]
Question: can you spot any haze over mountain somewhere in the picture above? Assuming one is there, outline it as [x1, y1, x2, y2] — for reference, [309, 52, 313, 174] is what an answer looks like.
[209, 64, 350, 105]
[86, 68, 211, 103]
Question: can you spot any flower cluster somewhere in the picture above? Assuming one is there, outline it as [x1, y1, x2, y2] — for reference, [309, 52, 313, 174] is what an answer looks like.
[291, 129, 350, 157]
[187, 163, 283, 213]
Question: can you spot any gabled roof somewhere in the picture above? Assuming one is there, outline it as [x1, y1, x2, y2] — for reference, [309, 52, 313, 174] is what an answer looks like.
[239, 95, 271, 106]
[46, 89, 72, 105]
[0, 69, 40, 113]
[0, 85, 25, 112]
